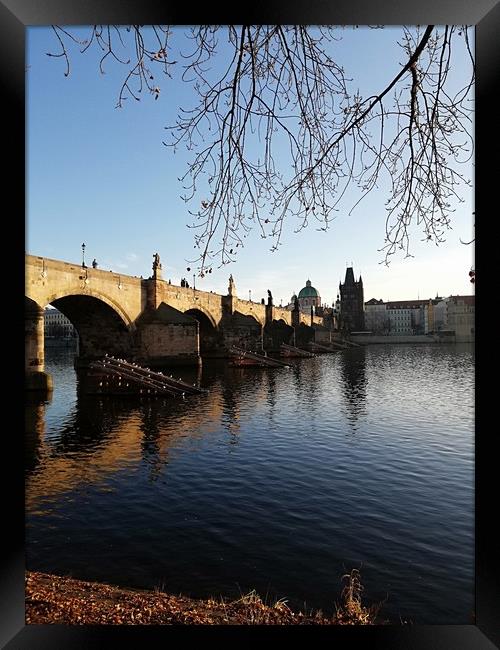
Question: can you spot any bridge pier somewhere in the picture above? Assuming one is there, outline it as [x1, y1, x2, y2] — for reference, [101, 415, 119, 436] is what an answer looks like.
[25, 300, 53, 393]
[263, 320, 295, 351]
[135, 303, 201, 367]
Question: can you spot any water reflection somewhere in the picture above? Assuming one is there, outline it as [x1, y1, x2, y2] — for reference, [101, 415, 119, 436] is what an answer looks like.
[50, 393, 128, 456]
[26, 345, 474, 624]
[27, 364, 249, 501]
[25, 393, 51, 476]
[27, 356, 308, 502]
[339, 347, 367, 429]
[291, 357, 324, 409]
[139, 401, 164, 477]
[220, 369, 243, 440]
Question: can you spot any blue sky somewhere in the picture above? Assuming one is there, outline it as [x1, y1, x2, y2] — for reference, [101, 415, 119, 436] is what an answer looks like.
[27, 26, 474, 305]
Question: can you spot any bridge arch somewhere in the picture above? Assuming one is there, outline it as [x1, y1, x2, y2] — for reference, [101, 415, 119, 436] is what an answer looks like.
[184, 308, 220, 355]
[43, 289, 133, 329]
[224, 310, 264, 351]
[183, 306, 218, 330]
[233, 311, 263, 328]
[232, 307, 264, 328]
[47, 293, 135, 359]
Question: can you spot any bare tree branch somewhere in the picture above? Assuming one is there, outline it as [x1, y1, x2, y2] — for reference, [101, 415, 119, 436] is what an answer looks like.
[46, 25, 474, 273]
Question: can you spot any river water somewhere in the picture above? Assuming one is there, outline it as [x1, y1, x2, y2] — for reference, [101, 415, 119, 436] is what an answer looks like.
[25, 344, 474, 624]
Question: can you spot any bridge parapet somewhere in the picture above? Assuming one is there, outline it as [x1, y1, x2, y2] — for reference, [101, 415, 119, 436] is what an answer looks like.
[273, 307, 293, 324]
[232, 298, 266, 325]
[155, 281, 224, 327]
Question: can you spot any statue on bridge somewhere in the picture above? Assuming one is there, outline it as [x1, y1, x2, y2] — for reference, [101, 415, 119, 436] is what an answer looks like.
[152, 252, 162, 279]
[228, 274, 236, 296]
[267, 289, 273, 306]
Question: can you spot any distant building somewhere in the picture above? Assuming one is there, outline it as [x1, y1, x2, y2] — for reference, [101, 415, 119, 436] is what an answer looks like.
[385, 299, 430, 335]
[363, 297, 453, 336]
[430, 297, 449, 332]
[298, 279, 321, 313]
[424, 296, 445, 333]
[44, 307, 77, 338]
[386, 303, 413, 335]
[364, 298, 389, 334]
[339, 267, 364, 332]
[358, 293, 474, 340]
[447, 295, 475, 342]
[287, 280, 322, 314]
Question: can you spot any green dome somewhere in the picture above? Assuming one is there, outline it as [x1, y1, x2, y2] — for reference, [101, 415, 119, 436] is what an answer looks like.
[298, 280, 319, 298]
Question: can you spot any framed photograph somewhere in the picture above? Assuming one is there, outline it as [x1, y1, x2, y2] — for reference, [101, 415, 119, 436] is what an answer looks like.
[8, 1, 498, 648]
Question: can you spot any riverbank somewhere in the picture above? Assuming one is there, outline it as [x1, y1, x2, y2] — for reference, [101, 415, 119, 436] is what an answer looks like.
[26, 570, 381, 625]
[348, 334, 457, 344]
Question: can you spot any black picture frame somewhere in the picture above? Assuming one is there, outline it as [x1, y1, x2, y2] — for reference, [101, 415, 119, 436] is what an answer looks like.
[7, 0, 499, 647]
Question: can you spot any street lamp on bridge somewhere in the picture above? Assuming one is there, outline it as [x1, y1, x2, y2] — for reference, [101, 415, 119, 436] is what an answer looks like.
[81, 243, 86, 268]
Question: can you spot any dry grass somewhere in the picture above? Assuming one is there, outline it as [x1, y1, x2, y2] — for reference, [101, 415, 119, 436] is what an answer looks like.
[26, 569, 383, 625]
[334, 569, 383, 625]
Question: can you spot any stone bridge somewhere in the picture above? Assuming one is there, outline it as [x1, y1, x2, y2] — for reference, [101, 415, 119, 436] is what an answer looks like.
[26, 254, 325, 388]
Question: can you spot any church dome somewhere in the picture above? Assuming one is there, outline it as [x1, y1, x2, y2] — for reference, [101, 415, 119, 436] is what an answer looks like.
[298, 280, 319, 298]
